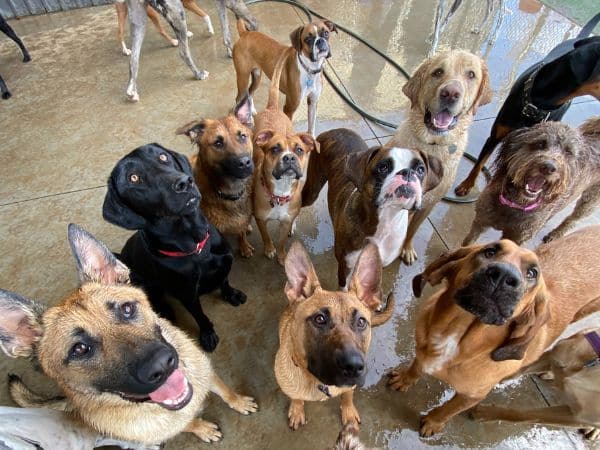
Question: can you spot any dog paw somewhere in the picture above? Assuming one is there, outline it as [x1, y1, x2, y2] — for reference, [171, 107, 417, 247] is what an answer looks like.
[419, 415, 444, 437]
[276, 251, 286, 267]
[341, 404, 361, 427]
[22, 54, 31, 63]
[223, 287, 247, 307]
[191, 419, 222, 443]
[388, 368, 416, 392]
[170, 39, 179, 47]
[400, 246, 417, 265]
[288, 401, 306, 430]
[240, 242, 255, 258]
[264, 244, 276, 260]
[122, 46, 132, 56]
[228, 395, 258, 415]
[194, 70, 209, 81]
[2, 91, 11, 100]
[226, 46, 233, 58]
[454, 181, 471, 197]
[126, 89, 139, 103]
[199, 330, 219, 353]
[186, 30, 194, 38]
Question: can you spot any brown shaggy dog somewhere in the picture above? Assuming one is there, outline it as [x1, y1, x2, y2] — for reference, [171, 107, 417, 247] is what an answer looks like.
[463, 117, 600, 246]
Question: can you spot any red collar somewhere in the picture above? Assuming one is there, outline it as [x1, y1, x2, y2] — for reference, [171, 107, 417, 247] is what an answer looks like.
[158, 231, 210, 257]
[499, 191, 541, 212]
[262, 176, 291, 208]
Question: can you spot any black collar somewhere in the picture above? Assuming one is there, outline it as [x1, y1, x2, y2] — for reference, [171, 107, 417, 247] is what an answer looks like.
[522, 63, 571, 121]
[297, 53, 323, 75]
[217, 189, 244, 201]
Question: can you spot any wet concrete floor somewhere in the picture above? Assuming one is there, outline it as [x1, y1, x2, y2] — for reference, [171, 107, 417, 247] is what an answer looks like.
[1, 0, 599, 448]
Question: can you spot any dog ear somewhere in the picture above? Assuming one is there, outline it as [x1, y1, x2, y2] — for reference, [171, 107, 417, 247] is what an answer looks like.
[284, 241, 321, 303]
[469, 59, 493, 115]
[102, 176, 147, 230]
[344, 146, 380, 192]
[234, 93, 253, 126]
[255, 130, 274, 148]
[491, 287, 550, 361]
[0, 289, 43, 358]
[165, 148, 194, 177]
[402, 58, 432, 109]
[176, 120, 206, 143]
[297, 133, 320, 153]
[324, 20, 338, 34]
[412, 245, 480, 297]
[68, 224, 130, 285]
[419, 151, 444, 192]
[348, 243, 383, 311]
[290, 26, 304, 52]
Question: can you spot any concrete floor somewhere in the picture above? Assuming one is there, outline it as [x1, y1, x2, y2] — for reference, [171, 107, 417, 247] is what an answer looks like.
[1, 0, 600, 448]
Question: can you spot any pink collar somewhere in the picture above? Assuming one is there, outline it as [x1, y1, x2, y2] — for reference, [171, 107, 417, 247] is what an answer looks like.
[499, 191, 541, 212]
[262, 176, 291, 208]
[158, 231, 210, 257]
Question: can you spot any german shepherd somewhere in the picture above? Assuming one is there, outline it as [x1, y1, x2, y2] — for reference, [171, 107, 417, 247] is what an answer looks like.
[0, 224, 258, 446]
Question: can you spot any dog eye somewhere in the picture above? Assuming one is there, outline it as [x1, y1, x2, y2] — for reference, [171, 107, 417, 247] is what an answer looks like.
[432, 68, 444, 78]
[356, 317, 368, 329]
[304, 36, 312, 44]
[313, 314, 327, 326]
[416, 165, 425, 176]
[532, 140, 546, 150]
[376, 163, 388, 175]
[526, 267, 538, 279]
[159, 153, 168, 163]
[239, 133, 247, 143]
[483, 247, 497, 258]
[120, 302, 137, 320]
[214, 137, 224, 149]
[322, 30, 329, 38]
[467, 70, 476, 79]
[271, 145, 281, 154]
[70, 342, 91, 359]
[295, 146, 304, 155]
[130, 174, 140, 183]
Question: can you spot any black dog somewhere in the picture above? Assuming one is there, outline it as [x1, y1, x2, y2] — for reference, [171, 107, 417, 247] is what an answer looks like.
[455, 12, 600, 196]
[103, 143, 247, 352]
[1, 13, 31, 99]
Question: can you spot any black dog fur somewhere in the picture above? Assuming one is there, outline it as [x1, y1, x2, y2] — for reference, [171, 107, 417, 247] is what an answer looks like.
[1, 13, 31, 99]
[103, 143, 247, 352]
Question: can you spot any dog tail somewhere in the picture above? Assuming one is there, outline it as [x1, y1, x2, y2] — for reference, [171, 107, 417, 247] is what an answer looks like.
[237, 18, 249, 37]
[8, 374, 69, 411]
[371, 292, 396, 326]
[577, 12, 600, 39]
[267, 48, 292, 110]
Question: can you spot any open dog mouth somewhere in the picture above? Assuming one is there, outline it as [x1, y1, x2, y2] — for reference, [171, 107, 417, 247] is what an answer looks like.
[424, 109, 459, 133]
[116, 368, 193, 411]
[523, 175, 546, 198]
[273, 166, 302, 180]
[378, 178, 421, 209]
[500, 177, 546, 210]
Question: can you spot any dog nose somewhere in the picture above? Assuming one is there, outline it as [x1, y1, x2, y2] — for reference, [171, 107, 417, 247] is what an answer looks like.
[398, 168, 416, 181]
[485, 264, 520, 289]
[540, 161, 557, 175]
[316, 38, 328, 51]
[173, 175, 193, 193]
[336, 350, 365, 379]
[136, 343, 178, 388]
[238, 156, 252, 169]
[440, 83, 462, 104]
[283, 154, 296, 164]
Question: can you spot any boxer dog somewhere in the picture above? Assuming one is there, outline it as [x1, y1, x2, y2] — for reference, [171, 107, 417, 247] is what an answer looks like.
[232, 18, 337, 136]
[302, 128, 443, 287]
[253, 48, 320, 264]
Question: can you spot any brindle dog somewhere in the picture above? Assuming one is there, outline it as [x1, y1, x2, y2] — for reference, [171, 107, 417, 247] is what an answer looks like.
[463, 117, 600, 246]
[177, 96, 256, 257]
[275, 242, 395, 430]
[0, 224, 257, 446]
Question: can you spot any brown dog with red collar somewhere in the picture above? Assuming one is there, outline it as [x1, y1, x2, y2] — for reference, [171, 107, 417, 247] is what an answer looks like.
[252, 48, 320, 265]
[232, 18, 336, 136]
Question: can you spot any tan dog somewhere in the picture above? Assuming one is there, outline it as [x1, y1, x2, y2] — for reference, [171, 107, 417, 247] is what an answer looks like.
[276, 242, 395, 430]
[302, 128, 443, 288]
[473, 316, 600, 440]
[0, 224, 257, 446]
[233, 19, 337, 136]
[387, 49, 493, 265]
[177, 96, 256, 257]
[253, 48, 320, 264]
[388, 226, 600, 436]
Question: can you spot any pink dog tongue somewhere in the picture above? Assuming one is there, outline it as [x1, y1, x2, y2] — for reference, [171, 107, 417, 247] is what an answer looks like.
[433, 111, 453, 129]
[148, 369, 186, 403]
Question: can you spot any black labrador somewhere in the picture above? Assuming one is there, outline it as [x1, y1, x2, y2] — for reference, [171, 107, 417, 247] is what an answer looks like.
[1, 13, 31, 99]
[103, 143, 247, 352]
[454, 12, 600, 196]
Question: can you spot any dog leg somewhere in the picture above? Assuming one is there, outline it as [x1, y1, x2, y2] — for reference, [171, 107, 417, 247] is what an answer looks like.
[184, 418, 223, 443]
[174, 284, 219, 351]
[276, 220, 293, 266]
[125, 0, 147, 102]
[0, 73, 11, 99]
[455, 133, 501, 196]
[182, 0, 214, 34]
[400, 206, 432, 265]
[210, 373, 258, 414]
[472, 404, 587, 428]
[0, 17, 31, 62]
[420, 392, 485, 437]
[388, 358, 423, 392]
[462, 217, 487, 246]
[220, 278, 247, 306]
[307, 92, 319, 137]
[544, 184, 600, 243]
[115, 3, 132, 56]
[287, 399, 306, 430]
[8, 374, 68, 410]
[238, 230, 254, 257]
[256, 217, 276, 260]
[215, 0, 232, 57]
[283, 94, 301, 122]
[340, 390, 361, 426]
[227, 0, 258, 31]
[146, 5, 178, 46]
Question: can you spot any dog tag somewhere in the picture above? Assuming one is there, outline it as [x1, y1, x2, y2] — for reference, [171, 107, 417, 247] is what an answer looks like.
[448, 144, 457, 154]
[306, 78, 314, 88]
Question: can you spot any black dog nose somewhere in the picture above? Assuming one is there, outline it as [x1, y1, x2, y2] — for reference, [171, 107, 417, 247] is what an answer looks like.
[136, 343, 178, 387]
[336, 350, 365, 378]
[540, 161, 557, 175]
[485, 264, 520, 289]
[440, 84, 462, 103]
[398, 168, 416, 181]
[283, 154, 296, 164]
[316, 38, 328, 51]
[238, 156, 252, 169]
[173, 176, 193, 193]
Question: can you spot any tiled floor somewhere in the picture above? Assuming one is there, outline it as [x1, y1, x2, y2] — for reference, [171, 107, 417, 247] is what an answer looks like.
[1, 0, 599, 449]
